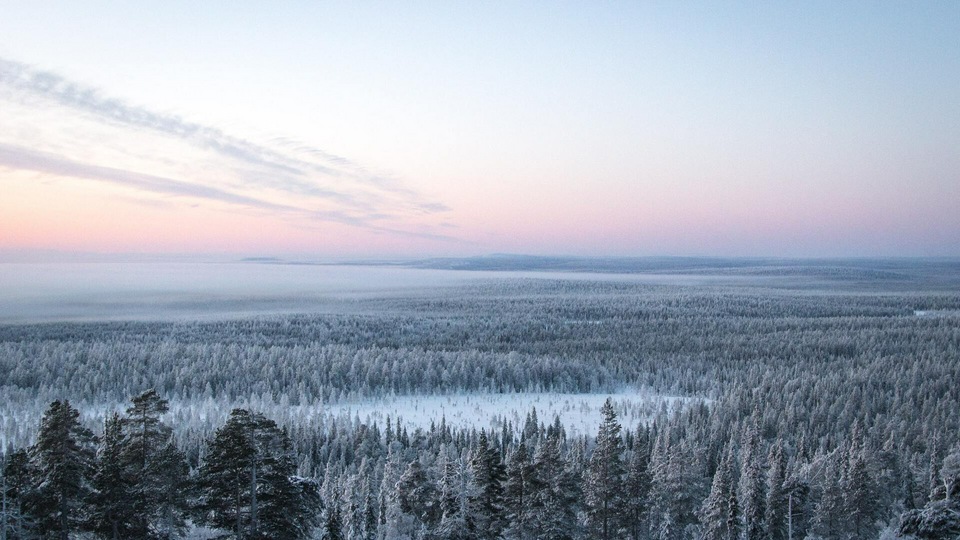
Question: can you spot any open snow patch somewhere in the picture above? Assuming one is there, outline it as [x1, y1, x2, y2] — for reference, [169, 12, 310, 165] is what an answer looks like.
[318, 391, 705, 436]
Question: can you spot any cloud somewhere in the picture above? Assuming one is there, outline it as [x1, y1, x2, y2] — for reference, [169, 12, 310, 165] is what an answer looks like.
[0, 143, 465, 243]
[0, 57, 457, 242]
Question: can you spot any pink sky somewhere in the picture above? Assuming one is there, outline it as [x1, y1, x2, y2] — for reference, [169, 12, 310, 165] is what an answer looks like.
[1, 3, 958, 258]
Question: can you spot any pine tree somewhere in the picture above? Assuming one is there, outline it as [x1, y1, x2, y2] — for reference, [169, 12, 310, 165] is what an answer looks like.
[810, 452, 843, 539]
[197, 408, 318, 539]
[584, 398, 626, 540]
[699, 442, 738, 540]
[1, 449, 33, 539]
[470, 430, 505, 540]
[397, 459, 437, 531]
[503, 441, 536, 540]
[28, 400, 96, 540]
[842, 443, 877, 539]
[738, 419, 765, 540]
[529, 433, 577, 540]
[437, 446, 476, 540]
[322, 502, 344, 540]
[781, 474, 809, 540]
[764, 439, 787, 540]
[622, 427, 652, 540]
[120, 389, 188, 538]
[89, 413, 134, 539]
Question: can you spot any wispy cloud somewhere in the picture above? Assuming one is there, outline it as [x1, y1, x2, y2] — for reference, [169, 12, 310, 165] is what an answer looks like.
[0, 57, 454, 240]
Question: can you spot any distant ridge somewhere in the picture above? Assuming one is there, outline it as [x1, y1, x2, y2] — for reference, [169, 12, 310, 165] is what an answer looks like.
[253, 254, 958, 284]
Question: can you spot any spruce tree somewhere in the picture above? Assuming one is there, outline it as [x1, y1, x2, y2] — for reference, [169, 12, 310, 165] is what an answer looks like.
[470, 430, 505, 540]
[396, 459, 437, 530]
[699, 442, 738, 540]
[738, 419, 765, 540]
[89, 413, 134, 539]
[530, 433, 577, 540]
[503, 441, 536, 540]
[843, 444, 877, 539]
[810, 452, 844, 539]
[197, 408, 318, 539]
[437, 446, 476, 540]
[1, 449, 33, 539]
[622, 427, 652, 540]
[584, 398, 626, 540]
[28, 400, 96, 540]
[764, 439, 787, 540]
[322, 502, 344, 540]
[120, 389, 189, 538]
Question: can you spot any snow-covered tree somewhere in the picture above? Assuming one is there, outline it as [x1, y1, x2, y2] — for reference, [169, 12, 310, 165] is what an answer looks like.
[28, 400, 96, 539]
[584, 398, 626, 540]
[699, 441, 738, 540]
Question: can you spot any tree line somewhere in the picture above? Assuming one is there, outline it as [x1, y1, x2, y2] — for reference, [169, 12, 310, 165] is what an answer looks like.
[1, 391, 318, 539]
[4, 393, 958, 539]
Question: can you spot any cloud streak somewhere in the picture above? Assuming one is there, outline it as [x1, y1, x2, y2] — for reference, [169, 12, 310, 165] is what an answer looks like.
[0, 142, 461, 242]
[0, 57, 456, 242]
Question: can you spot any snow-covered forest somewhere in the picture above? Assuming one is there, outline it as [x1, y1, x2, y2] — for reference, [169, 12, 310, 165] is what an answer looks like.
[2, 263, 960, 539]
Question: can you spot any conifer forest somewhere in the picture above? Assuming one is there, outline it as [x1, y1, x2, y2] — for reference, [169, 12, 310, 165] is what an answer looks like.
[2, 259, 960, 539]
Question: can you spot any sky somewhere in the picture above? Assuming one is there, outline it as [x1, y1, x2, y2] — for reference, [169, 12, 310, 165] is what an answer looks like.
[1, 1, 958, 259]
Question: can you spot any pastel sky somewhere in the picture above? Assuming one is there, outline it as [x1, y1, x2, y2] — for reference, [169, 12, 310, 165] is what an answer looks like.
[1, 1, 958, 258]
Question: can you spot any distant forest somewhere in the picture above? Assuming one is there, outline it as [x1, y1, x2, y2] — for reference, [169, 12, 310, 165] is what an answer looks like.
[2, 270, 960, 538]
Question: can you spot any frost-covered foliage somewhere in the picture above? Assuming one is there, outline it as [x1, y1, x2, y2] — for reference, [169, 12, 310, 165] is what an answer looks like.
[1, 271, 960, 538]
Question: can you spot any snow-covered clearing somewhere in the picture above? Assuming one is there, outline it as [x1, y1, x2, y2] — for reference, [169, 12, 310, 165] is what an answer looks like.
[300, 391, 705, 437]
[1, 391, 706, 449]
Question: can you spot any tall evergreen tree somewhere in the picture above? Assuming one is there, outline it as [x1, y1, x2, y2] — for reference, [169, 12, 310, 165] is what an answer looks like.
[503, 441, 535, 540]
[1, 449, 33, 539]
[898, 449, 960, 539]
[699, 442, 738, 540]
[322, 501, 344, 540]
[738, 419, 765, 540]
[89, 413, 134, 539]
[810, 452, 844, 539]
[396, 459, 437, 532]
[197, 408, 318, 539]
[28, 400, 96, 540]
[529, 433, 577, 540]
[584, 398, 626, 540]
[764, 439, 787, 540]
[120, 389, 189, 538]
[470, 430, 505, 540]
[622, 427, 652, 540]
[437, 446, 477, 540]
[843, 442, 877, 539]
[781, 472, 810, 540]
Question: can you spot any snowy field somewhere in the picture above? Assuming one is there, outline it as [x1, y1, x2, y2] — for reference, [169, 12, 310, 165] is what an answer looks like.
[0, 391, 705, 449]
[314, 391, 704, 437]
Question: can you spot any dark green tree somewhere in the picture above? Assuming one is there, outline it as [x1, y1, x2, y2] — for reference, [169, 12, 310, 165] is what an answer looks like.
[764, 439, 787, 540]
[622, 427, 652, 540]
[321, 502, 344, 540]
[121, 389, 189, 538]
[738, 418, 765, 540]
[197, 408, 317, 539]
[28, 400, 96, 540]
[396, 459, 437, 529]
[699, 442, 738, 540]
[470, 430, 505, 540]
[530, 433, 578, 540]
[503, 441, 536, 540]
[89, 413, 134, 539]
[2, 449, 34, 539]
[584, 398, 626, 540]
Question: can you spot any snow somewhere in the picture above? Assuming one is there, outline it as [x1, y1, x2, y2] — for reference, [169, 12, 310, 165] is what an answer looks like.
[314, 391, 705, 436]
[1, 391, 706, 449]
